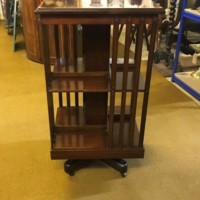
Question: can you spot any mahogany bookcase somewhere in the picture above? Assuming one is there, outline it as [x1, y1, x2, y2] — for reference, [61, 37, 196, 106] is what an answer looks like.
[36, 0, 163, 176]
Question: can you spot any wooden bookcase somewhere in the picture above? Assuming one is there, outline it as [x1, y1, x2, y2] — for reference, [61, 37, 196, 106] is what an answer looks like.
[36, 0, 163, 176]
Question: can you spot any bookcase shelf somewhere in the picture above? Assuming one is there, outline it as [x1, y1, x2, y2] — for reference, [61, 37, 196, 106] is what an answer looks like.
[50, 77, 109, 92]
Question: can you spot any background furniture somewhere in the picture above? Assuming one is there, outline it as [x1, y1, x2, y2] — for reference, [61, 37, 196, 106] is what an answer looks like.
[12, 0, 19, 51]
[154, 0, 200, 66]
[36, 0, 163, 176]
[19, 0, 43, 62]
[0, 0, 21, 51]
[154, 0, 179, 66]
[172, 0, 200, 100]
[0, 0, 14, 29]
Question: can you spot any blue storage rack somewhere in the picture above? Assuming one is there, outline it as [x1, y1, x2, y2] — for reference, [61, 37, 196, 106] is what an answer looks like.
[172, 0, 200, 100]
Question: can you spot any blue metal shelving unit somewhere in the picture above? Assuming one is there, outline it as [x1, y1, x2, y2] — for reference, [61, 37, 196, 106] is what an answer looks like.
[172, 0, 200, 100]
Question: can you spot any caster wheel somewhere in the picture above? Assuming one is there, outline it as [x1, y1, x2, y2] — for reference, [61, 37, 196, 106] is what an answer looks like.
[64, 168, 75, 176]
[64, 161, 75, 176]
[68, 171, 75, 176]
[121, 172, 127, 177]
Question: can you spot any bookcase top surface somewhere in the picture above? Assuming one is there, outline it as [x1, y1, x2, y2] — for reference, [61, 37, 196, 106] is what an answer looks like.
[36, 0, 163, 15]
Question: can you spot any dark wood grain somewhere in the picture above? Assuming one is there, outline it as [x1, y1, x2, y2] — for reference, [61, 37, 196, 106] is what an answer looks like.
[37, 1, 163, 164]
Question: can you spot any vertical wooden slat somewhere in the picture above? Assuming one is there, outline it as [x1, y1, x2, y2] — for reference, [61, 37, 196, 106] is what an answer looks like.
[119, 18, 132, 148]
[54, 25, 60, 65]
[73, 25, 78, 65]
[108, 18, 119, 148]
[129, 25, 136, 47]
[54, 25, 63, 107]
[139, 17, 158, 147]
[62, 25, 70, 70]
[41, 24, 55, 148]
[118, 24, 124, 39]
[129, 18, 145, 147]
[73, 25, 81, 105]
[68, 24, 74, 66]
[73, 25, 81, 110]
[62, 25, 71, 107]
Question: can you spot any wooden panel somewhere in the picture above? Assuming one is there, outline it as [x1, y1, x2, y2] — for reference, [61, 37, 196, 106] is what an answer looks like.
[83, 25, 110, 125]
[84, 93, 108, 125]
[82, 25, 110, 71]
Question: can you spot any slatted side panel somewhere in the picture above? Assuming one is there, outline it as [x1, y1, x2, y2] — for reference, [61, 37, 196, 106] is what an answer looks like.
[108, 18, 120, 148]
[128, 18, 145, 147]
[47, 24, 82, 130]
[108, 17, 155, 149]
[118, 18, 132, 148]
[139, 17, 159, 147]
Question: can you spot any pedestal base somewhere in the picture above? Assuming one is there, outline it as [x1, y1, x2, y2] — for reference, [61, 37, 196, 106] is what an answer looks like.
[64, 159, 128, 177]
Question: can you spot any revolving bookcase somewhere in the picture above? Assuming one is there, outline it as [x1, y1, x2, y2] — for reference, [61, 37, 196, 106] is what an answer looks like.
[36, 0, 163, 176]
